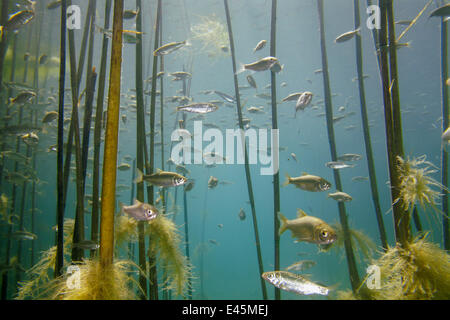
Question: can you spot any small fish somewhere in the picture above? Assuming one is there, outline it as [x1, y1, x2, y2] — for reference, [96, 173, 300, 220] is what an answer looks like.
[255, 93, 271, 100]
[278, 209, 336, 245]
[352, 176, 369, 182]
[1, 10, 34, 34]
[117, 163, 131, 171]
[282, 92, 304, 102]
[295, 91, 313, 116]
[73, 240, 100, 250]
[325, 161, 355, 170]
[262, 271, 329, 296]
[208, 176, 218, 189]
[395, 20, 413, 26]
[246, 75, 257, 89]
[247, 106, 264, 114]
[237, 56, 279, 74]
[134, 168, 187, 187]
[120, 199, 159, 221]
[153, 40, 187, 56]
[184, 180, 195, 192]
[23, 52, 30, 61]
[47, 0, 62, 10]
[429, 3, 450, 18]
[328, 191, 353, 202]
[335, 27, 360, 43]
[123, 8, 139, 19]
[282, 172, 331, 192]
[9, 230, 37, 240]
[169, 71, 192, 81]
[337, 153, 362, 162]
[213, 90, 236, 103]
[121, 114, 127, 124]
[177, 103, 218, 114]
[39, 54, 48, 65]
[217, 224, 224, 229]
[42, 111, 58, 123]
[290, 153, 298, 163]
[123, 33, 139, 44]
[285, 260, 316, 272]
[21, 132, 39, 146]
[238, 208, 246, 221]
[9, 91, 36, 106]
[175, 164, 190, 176]
[253, 40, 267, 52]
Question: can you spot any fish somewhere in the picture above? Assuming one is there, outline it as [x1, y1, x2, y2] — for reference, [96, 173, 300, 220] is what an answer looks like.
[278, 209, 337, 245]
[281, 92, 304, 102]
[237, 56, 279, 74]
[9, 230, 37, 240]
[285, 260, 316, 272]
[153, 40, 187, 56]
[253, 40, 267, 52]
[213, 90, 236, 103]
[208, 176, 218, 189]
[290, 153, 298, 162]
[325, 161, 355, 170]
[9, 91, 36, 106]
[295, 91, 313, 116]
[328, 191, 353, 202]
[262, 271, 329, 296]
[1, 10, 34, 34]
[42, 111, 58, 123]
[123, 33, 139, 44]
[117, 163, 131, 171]
[73, 240, 100, 250]
[21, 132, 39, 146]
[335, 28, 360, 43]
[238, 208, 246, 221]
[47, 0, 62, 9]
[352, 176, 369, 182]
[217, 224, 224, 229]
[184, 180, 195, 192]
[429, 3, 450, 18]
[39, 54, 48, 65]
[134, 168, 187, 187]
[337, 153, 362, 161]
[282, 172, 331, 192]
[395, 20, 413, 25]
[120, 199, 159, 221]
[209, 239, 219, 245]
[246, 75, 257, 89]
[1, 151, 30, 164]
[116, 184, 131, 192]
[247, 106, 264, 114]
[123, 8, 139, 19]
[175, 164, 190, 176]
[177, 103, 218, 114]
[169, 71, 192, 81]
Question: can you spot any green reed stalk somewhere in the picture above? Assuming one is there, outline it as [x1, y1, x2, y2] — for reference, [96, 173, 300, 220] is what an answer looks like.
[91, 0, 112, 258]
[100, 0, 123, 269]
[269, 0, 281, 300]
[0, 0, 9, 98]
[135, 0, 149, 299]
[440, 16, 449, 250]
[223, 0, 267, 300]
[353, 0, 388, 251]
[379, 0, 410, 248]
[147, 0, 162, 300]
[317, 0, 361, 293]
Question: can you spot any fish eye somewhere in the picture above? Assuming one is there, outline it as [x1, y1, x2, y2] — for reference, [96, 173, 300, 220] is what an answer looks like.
[321, 230, 328, 238]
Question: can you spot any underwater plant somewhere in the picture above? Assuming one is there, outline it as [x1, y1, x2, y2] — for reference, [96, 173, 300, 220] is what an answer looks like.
[190, 14, 229, 59]
[395, 155, 447, 215]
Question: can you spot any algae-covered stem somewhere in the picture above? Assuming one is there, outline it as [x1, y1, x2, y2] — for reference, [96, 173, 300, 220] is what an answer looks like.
[135, 0, 149, 299]
[352, 0, 388, 251]
[91, 0, 112, 257]
[378, 0, 410, 247]
[223, 0, 268, 300]
[440, 16, 449, 250]
[100, 0, 123, 268]
[316, 0, 361, 293]
[147, 0, 163, 300]
[0, 0, 9, 98]
[269, 0, 281, 300]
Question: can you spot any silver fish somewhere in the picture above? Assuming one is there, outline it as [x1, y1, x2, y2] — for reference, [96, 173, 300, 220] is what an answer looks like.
[335, 28, 360, 43]
[238, 208, 246, 221]
[9, 231, 37, 240]
[337, 153, 362, 161]
[253, 40, 267, 52]
[177, 103, 218, 114]
[153, 40, 187, 56]
[246, 75, 257, 89]
[295, 91, 313, 116]
[325, 161, 355, 169]
[208, 176, 218, 189]
[285, 260, 316, 272]
[238, 56, 279, 74]
[73, 240, 100, 250]
[121, 199, 159, 221]
[262, 271, 329, 296]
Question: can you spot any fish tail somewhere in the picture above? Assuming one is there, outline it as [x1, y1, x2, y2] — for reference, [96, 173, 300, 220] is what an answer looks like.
[355, 26, 361, 35]
[278, 212, 288, 235]
[134, 168, 144, 184]
[282, 173, 291, 187]
[235, 62, 246, 75]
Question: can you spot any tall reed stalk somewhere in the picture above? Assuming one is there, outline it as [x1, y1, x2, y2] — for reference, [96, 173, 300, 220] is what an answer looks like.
[352, 0, 388, 250]
[223, 0, 267, 300]
[100, 0, 123, 269]
[317, 0, 361, 293]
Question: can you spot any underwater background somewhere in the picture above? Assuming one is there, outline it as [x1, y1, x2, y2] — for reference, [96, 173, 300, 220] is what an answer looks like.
[0, 0, 449, 300]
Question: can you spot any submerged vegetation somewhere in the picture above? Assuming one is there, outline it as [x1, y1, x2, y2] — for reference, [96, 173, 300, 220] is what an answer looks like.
[190, 14, 229, 59]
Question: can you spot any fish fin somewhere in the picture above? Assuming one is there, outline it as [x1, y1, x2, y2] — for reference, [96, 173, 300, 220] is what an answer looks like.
[134, 168, 143, 184]
[282, 173, 291, 187]
[301, 172, 308, 176]
[277, 212, 288, 235]
[235, 62, 246, 75]
[296, 208, 307, 218]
